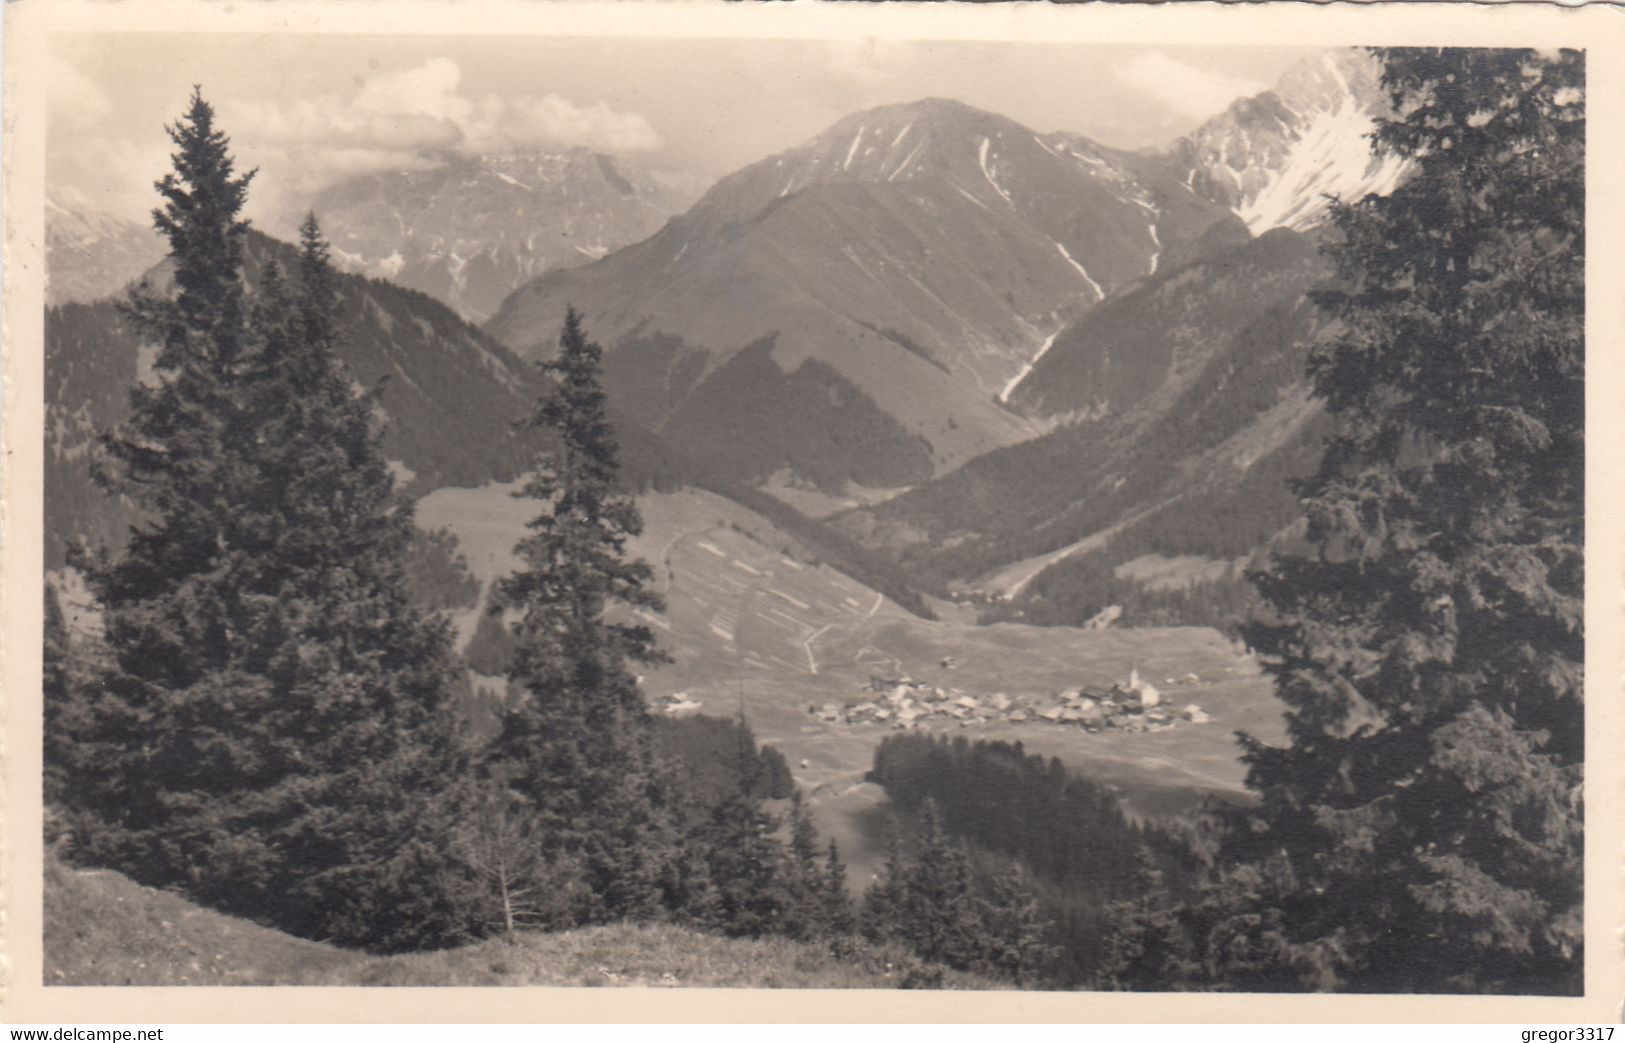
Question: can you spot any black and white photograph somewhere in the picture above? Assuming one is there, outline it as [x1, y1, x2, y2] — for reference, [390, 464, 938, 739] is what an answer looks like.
[4, 0, 1615, 1022]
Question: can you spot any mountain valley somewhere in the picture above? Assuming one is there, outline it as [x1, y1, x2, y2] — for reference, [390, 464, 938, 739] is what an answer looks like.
[418, 480, 1281, 882]
[44, 47, 1402, 846]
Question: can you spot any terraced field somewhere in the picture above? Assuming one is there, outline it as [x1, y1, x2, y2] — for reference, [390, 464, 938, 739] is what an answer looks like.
[417, 483, 1285, 883]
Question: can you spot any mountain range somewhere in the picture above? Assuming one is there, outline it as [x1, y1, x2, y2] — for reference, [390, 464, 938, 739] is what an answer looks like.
[44, 196, 166, 306]
[484, 97, 1241, 492]
[300, 149, 697, 323]
[820, 51, 1395, 613]
[46, 48, 1402, 635]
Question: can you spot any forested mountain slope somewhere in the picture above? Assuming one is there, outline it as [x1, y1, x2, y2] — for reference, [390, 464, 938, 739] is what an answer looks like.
[46, 230, 550, 566]
[831, 227, 1335, 623]
[44, 229, 932, 617]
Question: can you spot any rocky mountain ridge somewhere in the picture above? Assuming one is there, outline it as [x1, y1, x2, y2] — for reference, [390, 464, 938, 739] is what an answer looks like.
[45, 196, 166, 306]
[1172, 49, 1408, 234]
[301, 149, 694, 323]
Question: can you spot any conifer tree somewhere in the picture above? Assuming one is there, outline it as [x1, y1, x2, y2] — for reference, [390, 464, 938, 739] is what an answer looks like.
[822, 838, 855, 936]
[697, 778, 789, 937]
[1226, 48, 1585, 994]
[69, 88, 267, 880]
[64, 92, 470, 950]
[235, 219, 473, 950]
[488, 307, 676, 923]
[899, 801, 985, 969]
[861, 826, 912, 946]
[861, 802, 992, 971]
[977, 863, 1056, 987]
[691, 710, 796, 937]
[1099, 847, 1199, 990]
[448, 779, 583, 935]
[772, 788, 841, 939]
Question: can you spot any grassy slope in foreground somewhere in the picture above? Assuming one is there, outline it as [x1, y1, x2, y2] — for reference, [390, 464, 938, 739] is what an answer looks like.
[44, 857, 996, 989]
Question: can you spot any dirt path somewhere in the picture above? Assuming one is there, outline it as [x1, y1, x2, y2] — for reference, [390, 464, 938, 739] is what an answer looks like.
[802, 623, 835, 674]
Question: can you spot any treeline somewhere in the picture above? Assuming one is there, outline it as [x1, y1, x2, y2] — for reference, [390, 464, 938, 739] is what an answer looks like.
[867, 733, 1202, 985]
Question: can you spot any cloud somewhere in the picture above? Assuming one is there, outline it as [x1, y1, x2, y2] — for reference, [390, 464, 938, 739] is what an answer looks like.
[226, 97, 465, 154]
[1115, 52, 1268, 123]
[479, 93, 664, 154]
[48, 123, 175, 225]
[224, 57, 662, 182]
[353, 56, 472, 123]
[817, 39, 923, 86]
[49, 54, 113, 129]
[168, 57, 665, 222]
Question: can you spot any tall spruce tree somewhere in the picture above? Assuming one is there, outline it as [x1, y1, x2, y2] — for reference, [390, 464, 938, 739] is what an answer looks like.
[66, 92, 470, 950]
[70, 88, 265, 884]
[694, 726, 793, 938]
[235, 219, 473, 951]
[822, 838, 855, 936]
[488, 307, 676, 923]
[1222, 48, 1584, 994]
[783, 789, 829, 937]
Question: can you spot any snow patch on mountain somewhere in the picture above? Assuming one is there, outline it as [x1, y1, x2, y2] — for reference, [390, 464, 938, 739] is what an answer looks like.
[1055, 243, 1103, 300]
[1235, 102, 1409, 233]
[1176, 49, 1410, 234]
[1033, 135, 1063, 160]
[977, 138, 1015, 208]
[44, 196, 168, 305]
[889, 138, 926, 182]
[953, 183, 995, 213]
[844, 128, 866, 171]
[998, 326, 1063, 404]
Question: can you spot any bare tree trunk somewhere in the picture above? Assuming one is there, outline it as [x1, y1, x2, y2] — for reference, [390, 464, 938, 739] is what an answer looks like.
[499, 863, 515, 935]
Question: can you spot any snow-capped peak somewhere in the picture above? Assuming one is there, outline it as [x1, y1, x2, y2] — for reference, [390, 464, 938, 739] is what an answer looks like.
[1175, 48, 1410, 234]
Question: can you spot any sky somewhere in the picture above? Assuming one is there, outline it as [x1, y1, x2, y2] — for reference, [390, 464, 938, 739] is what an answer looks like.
[48, 33, 1320, 228]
